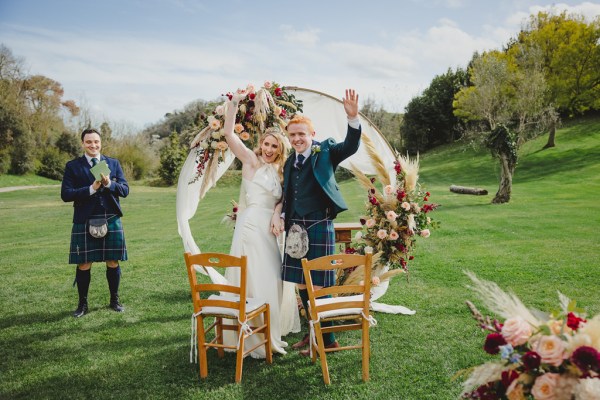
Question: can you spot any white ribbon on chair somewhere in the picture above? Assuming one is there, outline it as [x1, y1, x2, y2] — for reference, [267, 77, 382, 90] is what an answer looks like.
[236, 318, 253, 350]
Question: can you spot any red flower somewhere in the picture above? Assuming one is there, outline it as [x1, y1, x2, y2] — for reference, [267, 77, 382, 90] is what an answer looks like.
[426, 192, 431, 196]
[274, 87, 282, 96]
[369, 196, 378, 205]
[393, 161, 402, 174]
[225, 92, 233, 100]
[396, 191, 406, 201]
[409, 255, 414, 260]
[500, 370, 518, 393]
[567, 312, 586, 331]
[423, 197, 429, 201]
[571, 346, 600, 376]
[280, 109, 287, 118]
[248, 92, 256, 100]
[345, 247, 357, 254]
[484, 333, 506, 355]
[522, 351, 541, 371]
[370, 177, 376, 183]
[359, 218, 366, 225]
[232, 207, 238, 213]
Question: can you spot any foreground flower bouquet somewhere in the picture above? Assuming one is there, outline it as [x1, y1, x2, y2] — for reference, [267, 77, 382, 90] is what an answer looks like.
[339, 134, 439, 288]
[460, 271, 600, 399]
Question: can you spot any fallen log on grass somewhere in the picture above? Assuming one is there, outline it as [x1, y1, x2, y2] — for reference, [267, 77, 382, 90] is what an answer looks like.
[449, 185, 488, 195]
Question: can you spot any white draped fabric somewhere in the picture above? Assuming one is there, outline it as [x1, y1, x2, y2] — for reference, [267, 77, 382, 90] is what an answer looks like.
[176, 87, 415, 315]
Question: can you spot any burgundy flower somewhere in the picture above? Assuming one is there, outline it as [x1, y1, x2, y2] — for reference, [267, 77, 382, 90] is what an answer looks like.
[370, 177, 376, 183]
[369, 196, 378, 205]
[474, 382, 499, 400]
[396, 191, 406, 200]
[396, 243, 406, 252]
[571, 346, 600, 376]
[500, 370, 518, 391]
[274, 87, 283, 96]
[359, 218, 366, 225]
[370, 188, 376, 194]
[393, 162, 402, 174]
[409, 255, 414, 260]
[426, 192, 431, 196]
[248, 92, 256, 100]
[226, 92, 233, 100]
[522, 351, 541, 371]
[484, 333, 507, 355]
[280, 109, 287, 118]
[567, 312, 586, 331]
[232, 207, 238, 213]
[345, 247, 356, 254]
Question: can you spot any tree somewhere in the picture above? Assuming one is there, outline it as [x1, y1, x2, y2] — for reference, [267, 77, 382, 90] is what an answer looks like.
[515, 11, 600, 147]
[401, 68, 467, 153]
[159, 131, 186, 185]
[453, 49, 554, 203]
[360, 98, 402, 151]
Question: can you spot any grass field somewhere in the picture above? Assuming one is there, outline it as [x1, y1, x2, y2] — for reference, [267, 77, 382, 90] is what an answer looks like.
[1, 117, 599, 399]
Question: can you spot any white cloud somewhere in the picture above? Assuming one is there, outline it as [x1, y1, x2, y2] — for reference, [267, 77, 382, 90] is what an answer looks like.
[280, 25, 321, 47]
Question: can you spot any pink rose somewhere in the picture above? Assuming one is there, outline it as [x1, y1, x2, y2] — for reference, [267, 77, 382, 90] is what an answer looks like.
[531, 373, 559, 400]
[366, 219, 376, 228]
[384, 185, 394, 195]
[239, 131, 250, 141]
[389, 230, 399, 240]
[215, 105, 225, 116]
[372, 276, 381, 285]
[246, 83, 255, 93]
[216, 141, 228, 151]
[234, 123, 244, 134]
[263, 80, 273, 89]
[420, 229, 430, 238]
[501, 317, 532, 346]
[401, 202, 411, 211]
[377, 229, 387, 239]
[209, 119, 221, 130]
[386, 210, 398, 221]
[535, 335, 566, 366]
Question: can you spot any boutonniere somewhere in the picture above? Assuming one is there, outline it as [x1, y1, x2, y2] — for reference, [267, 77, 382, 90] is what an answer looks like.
[311, 144, 321, 155]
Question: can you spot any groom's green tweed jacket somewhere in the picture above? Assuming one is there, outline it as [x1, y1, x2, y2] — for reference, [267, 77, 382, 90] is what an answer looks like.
[283, 124, 361, 219]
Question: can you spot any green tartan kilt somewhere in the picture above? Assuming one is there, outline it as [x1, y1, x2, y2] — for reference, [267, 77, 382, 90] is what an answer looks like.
[68, 215, 128, 264]
[282, 211, 335, 287]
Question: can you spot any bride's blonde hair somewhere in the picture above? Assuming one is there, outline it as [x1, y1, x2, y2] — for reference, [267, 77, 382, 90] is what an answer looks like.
[254, 126, 289, 182]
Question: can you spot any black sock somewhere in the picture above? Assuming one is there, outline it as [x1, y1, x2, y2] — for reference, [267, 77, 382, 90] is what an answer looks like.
[106, 265, 121, 296]
[75, 268, 91, 303]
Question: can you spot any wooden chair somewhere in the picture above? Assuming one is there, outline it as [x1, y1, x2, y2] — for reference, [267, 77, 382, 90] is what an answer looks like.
[301, 252, 375, 384]
[184, 252, 272, 383]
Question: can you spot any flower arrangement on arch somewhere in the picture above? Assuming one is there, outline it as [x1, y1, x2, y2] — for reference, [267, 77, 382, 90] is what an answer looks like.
[188, 81, 303, 184]
[460, 271, 600, 400]
[341, 134, 439, 286]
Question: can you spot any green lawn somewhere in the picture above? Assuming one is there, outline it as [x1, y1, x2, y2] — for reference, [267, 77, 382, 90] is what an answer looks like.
[1, 117, 599, 399]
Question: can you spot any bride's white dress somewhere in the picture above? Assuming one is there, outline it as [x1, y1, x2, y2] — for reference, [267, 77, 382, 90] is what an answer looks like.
[224, 163, 300, 358]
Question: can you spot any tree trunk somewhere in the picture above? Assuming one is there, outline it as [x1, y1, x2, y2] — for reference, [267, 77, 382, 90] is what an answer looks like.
[542, 119, 556, 149]
[449, 185, 488, 195]
[492, 153, 515, 204]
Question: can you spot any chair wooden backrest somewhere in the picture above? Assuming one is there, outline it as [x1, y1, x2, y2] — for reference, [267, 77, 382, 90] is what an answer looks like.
[184, 252, 248, 320]
[303, 253, 372, 317]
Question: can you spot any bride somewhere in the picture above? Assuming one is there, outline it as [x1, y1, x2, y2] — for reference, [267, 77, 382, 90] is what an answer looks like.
[221, 94, 300, 358]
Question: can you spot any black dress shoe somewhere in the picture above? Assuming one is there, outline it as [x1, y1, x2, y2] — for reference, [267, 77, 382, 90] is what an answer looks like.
[73, 300, 88, 318]
[109, 294, 124, 312]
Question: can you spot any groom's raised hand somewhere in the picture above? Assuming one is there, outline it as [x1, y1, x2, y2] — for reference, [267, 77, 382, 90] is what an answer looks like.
[343, 89, 359, 119]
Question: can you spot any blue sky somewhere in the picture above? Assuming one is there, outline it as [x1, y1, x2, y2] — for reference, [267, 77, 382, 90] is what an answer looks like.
[1, 0, 599, 130]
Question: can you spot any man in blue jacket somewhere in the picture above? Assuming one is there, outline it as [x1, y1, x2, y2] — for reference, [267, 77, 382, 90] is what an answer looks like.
[281, 89, 361, 354]
[61, 128, 129, 317]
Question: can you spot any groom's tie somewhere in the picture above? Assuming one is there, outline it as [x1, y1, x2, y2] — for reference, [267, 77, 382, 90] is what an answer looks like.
[295, 154, 305, 170]
[91, 157, 99, 167]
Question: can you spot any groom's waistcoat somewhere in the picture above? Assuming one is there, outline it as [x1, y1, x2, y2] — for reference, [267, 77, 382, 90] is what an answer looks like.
[287, 156, 331, 217]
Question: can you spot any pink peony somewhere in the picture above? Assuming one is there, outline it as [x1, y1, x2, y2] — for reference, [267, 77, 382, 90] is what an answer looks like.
[389, 230, 399, 240]
[401, 202, 411, 211]
[501, 316, 532, 346]
[420, 229, 430, 238]
[535, 335, 566, 366]
[531, 373, 559, 400]
[365, 219, 376, 228]
[386, 210, 398, 221]
[377, 229, 387, 239]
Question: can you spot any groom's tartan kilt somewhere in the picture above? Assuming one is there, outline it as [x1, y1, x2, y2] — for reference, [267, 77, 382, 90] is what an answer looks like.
[282, 211, 336, 287]
[68, 214, 128, 264]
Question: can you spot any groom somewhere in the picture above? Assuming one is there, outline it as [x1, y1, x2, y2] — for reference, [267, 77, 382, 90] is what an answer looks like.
[281, 89, 361, 355]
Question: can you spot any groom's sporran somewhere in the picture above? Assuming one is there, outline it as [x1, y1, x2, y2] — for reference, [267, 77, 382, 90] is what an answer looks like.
[285, 223, 309, 258]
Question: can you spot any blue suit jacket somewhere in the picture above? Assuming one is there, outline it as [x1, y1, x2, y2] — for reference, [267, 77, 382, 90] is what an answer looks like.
[61, 155, 129, 223]
[283, 124, 361, 217]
